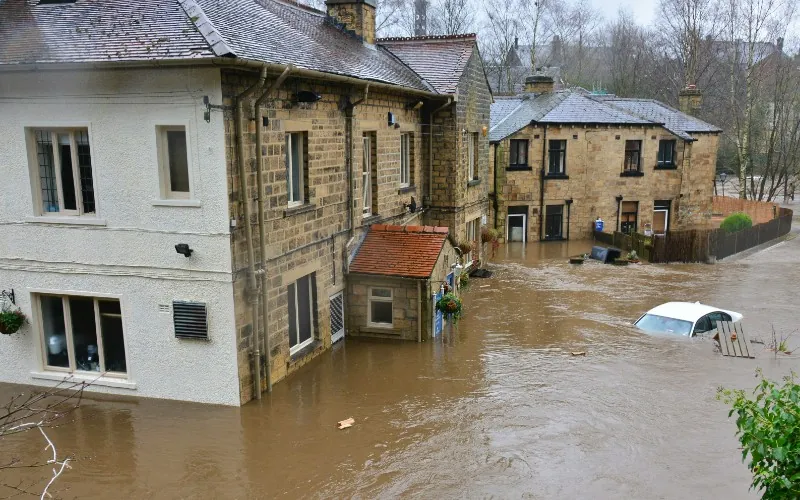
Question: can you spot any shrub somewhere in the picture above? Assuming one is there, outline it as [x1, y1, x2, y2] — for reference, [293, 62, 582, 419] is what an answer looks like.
[718, 371, 800, 498]
[720, 212, 753, 233]
[0, 308, 26, 335]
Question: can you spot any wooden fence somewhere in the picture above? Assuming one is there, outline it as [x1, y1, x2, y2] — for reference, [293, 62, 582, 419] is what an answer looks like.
[593, 207, 793, 263]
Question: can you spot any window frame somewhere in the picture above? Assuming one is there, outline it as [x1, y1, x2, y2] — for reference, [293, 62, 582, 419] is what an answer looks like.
[400, 133, 412, 187]
[544, 204, 564, 240]
[623, 140, 642, 172]
[367, 287, 394, 328]
[548, 139, 567, 175]
[155, 125, 192, 200]
[33, 292, 128, 379]
[657, 139, 677, 168]
[465, 217, 480, 263]
[620, 201, 639, 234]
[362, 133, 374, 216]
[286, 132, 306, 208]
[28, 127, 97, 217]
[288, 273, 316, 355]
[509, 139, 529, 168]
[467, 132, 478, 181]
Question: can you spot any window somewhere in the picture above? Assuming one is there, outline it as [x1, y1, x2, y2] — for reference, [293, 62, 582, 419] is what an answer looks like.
[620, 201, 638, 234]
[548, 140, 566, 175]
[509, 139, 529, 168]
[545, 205, 564, 240]
[467, 132, 478, 180]
[465, 217, 480, 263]
[157, 126, 191, 199]
[400, 133, 412, 187]
[286, 132, 307, 207]
[288, 273, 316, 355]
[368, 287, 393, 327]
[624, 140, 642, 172]
[657, 140, 677, 168]
[362, 133, 377, 216]
[30, 128, 95, 215]
[37, 295, 127, 375]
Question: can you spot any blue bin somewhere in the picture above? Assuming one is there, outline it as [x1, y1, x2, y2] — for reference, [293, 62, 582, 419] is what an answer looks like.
[594, 219, 604, 232]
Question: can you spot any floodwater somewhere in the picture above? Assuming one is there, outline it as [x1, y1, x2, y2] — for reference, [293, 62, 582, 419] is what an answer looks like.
[3, 234, 800, 499]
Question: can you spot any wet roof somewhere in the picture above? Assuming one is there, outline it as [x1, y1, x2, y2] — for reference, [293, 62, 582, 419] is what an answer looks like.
[378, 35, 476, 94]
[0, 0, 437, 92]
[490, 90, 721, 142]
[350, 225, 449, 279]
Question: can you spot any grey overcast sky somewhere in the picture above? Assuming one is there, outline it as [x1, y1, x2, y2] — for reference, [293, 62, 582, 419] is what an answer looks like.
[591, 0, 659, 25]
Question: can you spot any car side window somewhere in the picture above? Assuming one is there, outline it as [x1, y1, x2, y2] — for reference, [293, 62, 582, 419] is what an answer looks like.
[693, 315, 713, 334]
[720, 312, 732, 322]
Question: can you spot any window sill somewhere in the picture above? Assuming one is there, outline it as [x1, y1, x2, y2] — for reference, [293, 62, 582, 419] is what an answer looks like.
[467, 179, 481, 187]
[30, 371, 137, 390]
[620, 171, 645, 177]
[544, 174, 569, 180]
[288, 339, 323, 364]
[284, 203, 317, 218]
[362, 214, 381, 225]
[654, 165, 678, 170]
[398, 185, 416, 194]
[507, 166, 533, 171]
[25, 216, 107, 226]
[360, 326, 401, 335]
[152, 199, 202, 208]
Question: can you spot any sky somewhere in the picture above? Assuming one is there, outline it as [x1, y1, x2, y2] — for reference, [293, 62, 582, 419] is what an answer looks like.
[590, 0, 658, 26]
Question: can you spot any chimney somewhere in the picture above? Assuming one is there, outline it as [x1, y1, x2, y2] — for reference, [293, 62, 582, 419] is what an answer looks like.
[551, 35, 562, 66]
[514, 36, 518, 49]
[414, 0, 427, 36]
[776, 37, 784, 53]
[524, 75, 554, 93]
[326, 0, 376, 45]
[678, 84, 702, 114]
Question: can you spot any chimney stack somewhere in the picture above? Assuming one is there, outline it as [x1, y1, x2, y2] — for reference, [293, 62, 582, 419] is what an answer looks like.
[326, 0, 376, 45]
[776, 37, 784, 53]
[678, 84, 702, 115]
[524, 75, 554, 93]
[414, 0, 427, 36]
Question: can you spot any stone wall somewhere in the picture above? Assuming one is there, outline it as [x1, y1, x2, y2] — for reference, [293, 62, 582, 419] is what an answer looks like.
[491, 124, 719, 241]
[347, 276, 420, 341]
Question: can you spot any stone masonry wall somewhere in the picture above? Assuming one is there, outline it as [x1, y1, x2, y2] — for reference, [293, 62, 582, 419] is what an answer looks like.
[347, 276, 420, 341]
[491, 124, 719, 242]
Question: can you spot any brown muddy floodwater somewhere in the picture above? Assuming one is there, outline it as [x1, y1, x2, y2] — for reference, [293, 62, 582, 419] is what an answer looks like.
[3, 236, 800, 499]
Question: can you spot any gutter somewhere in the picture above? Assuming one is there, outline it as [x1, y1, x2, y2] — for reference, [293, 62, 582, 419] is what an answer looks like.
[234, 67, 266, 401]
[253, 65, 293, 396]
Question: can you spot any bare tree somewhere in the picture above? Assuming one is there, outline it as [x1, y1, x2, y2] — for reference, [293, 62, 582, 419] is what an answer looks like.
[1, 379, 88, 499]
[480, 0, 522, 92]
[428, 0, 476, 35]
[519, 0, 552, 71]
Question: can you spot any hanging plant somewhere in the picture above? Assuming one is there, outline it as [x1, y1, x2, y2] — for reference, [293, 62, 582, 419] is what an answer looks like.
[435, 293, 463, 323]
[458, 271, 470, 289]
[457, 241, 473, 255]
[0, 308, 26, 335]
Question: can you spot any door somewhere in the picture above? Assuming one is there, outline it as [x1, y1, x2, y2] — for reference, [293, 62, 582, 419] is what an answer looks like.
[432, 289, 443, 337]
[653, 200, 671, 234]
[544, 205, 563, 240]
[507, 214, 526, 242]
[330, 291, 345, 344]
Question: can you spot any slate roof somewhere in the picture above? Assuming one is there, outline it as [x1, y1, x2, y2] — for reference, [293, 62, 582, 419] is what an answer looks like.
[378, 35, 476, 94]
[490, 90, 721, 142]
[349, 225, 449, 279]
[0, 0, 434, 92]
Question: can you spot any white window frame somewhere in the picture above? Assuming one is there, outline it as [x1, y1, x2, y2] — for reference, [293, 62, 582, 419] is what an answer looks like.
[33, 292, 129, 379]
[368, 287, 394, 327]
[506, 213, 528, 243]
[27, 127, 96, 217]
[362, 134, 373, 216]
[467, 132, 477, 180]
[400, 133, 411, 187]
[156, 125, 192, 200]
[465, 217, 480, 263]
[288, 275, 315, 355]
[286, 132, 306, 207]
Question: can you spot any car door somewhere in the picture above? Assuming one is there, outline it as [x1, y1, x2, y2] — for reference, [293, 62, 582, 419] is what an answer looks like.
[692, 314, 714, 336]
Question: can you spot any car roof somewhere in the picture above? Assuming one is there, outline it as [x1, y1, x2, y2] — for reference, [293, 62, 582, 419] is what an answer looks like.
[644, 302, 743, 323]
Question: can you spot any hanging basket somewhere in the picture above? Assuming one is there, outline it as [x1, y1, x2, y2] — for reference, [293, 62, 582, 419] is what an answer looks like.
[435, 293, 463, 323]
[0, 308, 26, 335]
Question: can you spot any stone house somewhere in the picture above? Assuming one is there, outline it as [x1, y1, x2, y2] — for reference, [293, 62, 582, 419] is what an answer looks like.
[0, 0, 490, 405]
[489, 77, 721, 242]
[347, 224, 458, 341]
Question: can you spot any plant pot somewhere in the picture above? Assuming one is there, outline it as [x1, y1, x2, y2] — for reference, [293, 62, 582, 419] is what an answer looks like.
[0, 322, 19, 335]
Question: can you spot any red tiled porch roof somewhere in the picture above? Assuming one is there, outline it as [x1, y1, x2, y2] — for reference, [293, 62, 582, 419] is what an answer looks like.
[349, 224, 449, 279]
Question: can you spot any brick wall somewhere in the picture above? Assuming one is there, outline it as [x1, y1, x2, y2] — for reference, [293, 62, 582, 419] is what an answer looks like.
[712, 196, 780, 224]
[491, 125, 719, 241]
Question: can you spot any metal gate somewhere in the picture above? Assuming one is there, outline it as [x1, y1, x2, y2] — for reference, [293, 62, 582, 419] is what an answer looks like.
[330, 292, 345, 344]
[432, 289, 443, 337]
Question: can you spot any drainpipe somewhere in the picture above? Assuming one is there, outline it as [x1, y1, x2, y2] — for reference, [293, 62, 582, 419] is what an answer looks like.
[616, 195, 624, 232]
[235, 67, 266, 400]
[539, 124, 547, 241]
[253, 65, 293, 396]
[429, 98, 454, 204]
[565, 198, 573, 240]
[492, 143, 499, 229]
[417, 280, 422, 343]
[346, 84, 369, 239]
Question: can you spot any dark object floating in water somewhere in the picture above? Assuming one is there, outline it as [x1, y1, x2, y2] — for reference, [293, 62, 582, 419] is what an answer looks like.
[569, 256, 585, 264]
[470, 268, 494, 278]
[589, 246, 622, 263]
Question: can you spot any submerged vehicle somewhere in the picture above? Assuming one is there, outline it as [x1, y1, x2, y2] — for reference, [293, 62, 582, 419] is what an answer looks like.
[634, 302, 743, 337]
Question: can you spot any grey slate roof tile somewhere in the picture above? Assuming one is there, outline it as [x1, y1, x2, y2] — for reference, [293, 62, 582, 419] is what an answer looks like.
[595, 97, 722, 140]
[377, 35, 476, 94]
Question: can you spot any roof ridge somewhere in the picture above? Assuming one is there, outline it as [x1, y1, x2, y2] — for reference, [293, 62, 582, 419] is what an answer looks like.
[377, 34, 477, 43]
[178, 0, 235, 57]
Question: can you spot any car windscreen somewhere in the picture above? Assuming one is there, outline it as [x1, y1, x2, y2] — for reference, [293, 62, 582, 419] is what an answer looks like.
[635, 314, 693, 336]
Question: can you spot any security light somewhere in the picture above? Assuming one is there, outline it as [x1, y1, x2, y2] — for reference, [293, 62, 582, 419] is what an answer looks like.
[175, 243, 193, 257]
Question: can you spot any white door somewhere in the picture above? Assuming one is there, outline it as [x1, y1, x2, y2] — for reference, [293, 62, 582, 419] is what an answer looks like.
[330, 292, 345, 344]
[507, 214, 527, 242]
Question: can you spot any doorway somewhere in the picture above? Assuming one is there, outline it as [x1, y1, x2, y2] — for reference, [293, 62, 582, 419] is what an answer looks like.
[653, 200, 671, 234]
[507, 206, 528, 242]
[544, 205, 564, 240]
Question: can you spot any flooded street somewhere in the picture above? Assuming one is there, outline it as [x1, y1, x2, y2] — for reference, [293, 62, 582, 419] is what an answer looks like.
[3, 236, 800, 499]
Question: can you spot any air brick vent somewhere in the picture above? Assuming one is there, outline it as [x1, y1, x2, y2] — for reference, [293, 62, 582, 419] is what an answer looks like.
[173, 301, 208, 340]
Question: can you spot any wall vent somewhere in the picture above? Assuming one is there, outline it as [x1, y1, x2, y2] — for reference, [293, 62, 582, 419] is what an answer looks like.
[173, 301, 208, 340]
[158, 304, 171, 314]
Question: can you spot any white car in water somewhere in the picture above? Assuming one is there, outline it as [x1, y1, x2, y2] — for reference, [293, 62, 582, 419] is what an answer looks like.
[634, 302, 743, 337]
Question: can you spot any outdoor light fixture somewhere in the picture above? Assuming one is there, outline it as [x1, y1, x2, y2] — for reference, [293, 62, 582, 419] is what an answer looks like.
[720, 172, 728, 183]
[565, 198, 573, 205]
[387, 112, 397, 127]
[615, 195, 624, 202]
[295, 91, 321, 103]
[175, 243, 193, 258]
[403, 196, 417, 213]
[451, 263, 464, 276]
